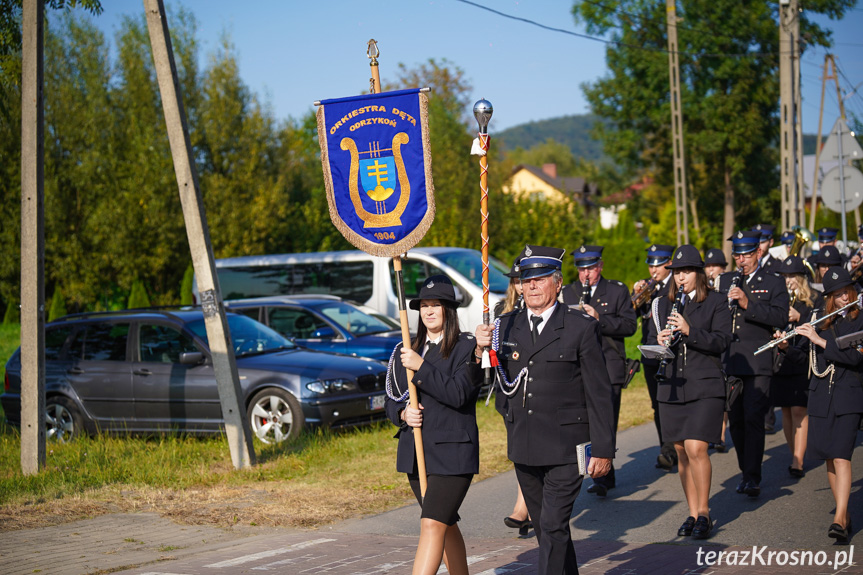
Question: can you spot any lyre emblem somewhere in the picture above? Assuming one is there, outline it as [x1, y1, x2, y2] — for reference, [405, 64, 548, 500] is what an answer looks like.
[340, 134, 411, 228]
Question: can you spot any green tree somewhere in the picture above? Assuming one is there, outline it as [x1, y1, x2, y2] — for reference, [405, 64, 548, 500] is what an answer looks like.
[180, 263, 194, 305]
[127, 279, 151, 309]
[47, 286, 67, 321]
[572, 0, 855, 249]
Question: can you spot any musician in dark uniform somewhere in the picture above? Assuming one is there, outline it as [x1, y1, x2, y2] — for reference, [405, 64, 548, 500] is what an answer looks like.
[752, 224, 780, 275]
[808, 227, 845, 273]
[385, 275, 483, 575]
[848, 224, 863, 276]
[648, 245, 732, 539]
[562, 245, 637, 497]
[795, 267, 863, 543]
[717, 230, 790, 498]
[772, 255, 816, 478]
[703, 248, 728, 290]
[633, 243, 678, 469]
[780, 230, 795, 257]
[474, 245, 615, 575]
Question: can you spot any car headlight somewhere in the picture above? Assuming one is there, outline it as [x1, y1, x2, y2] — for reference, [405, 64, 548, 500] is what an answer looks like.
[305, 378, 358, 394]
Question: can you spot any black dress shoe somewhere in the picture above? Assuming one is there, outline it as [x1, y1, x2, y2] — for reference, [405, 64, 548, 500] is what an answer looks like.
[677, 516, 696, 537]
[829, 523, 849, 541]
[656, 453, 674, 470]
[714, 441, 727, 453]
[744, 481, 761, 498]
[504, 516, 530, 529]
[692, 516, 713, 539]
[788, 466, 805, 478]
[736, 480, 747, 494]
[586, 482, 608, 497]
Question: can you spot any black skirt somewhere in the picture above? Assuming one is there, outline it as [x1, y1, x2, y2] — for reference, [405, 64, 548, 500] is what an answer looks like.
[808, 402, 862, 461]
[771, 374, 809, 408]
[658, 397, 725, 444]
[408, 473, 473, 526]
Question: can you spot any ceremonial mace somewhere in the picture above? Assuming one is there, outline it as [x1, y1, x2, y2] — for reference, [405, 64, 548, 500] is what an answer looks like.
[368, 39, 429, 497]
[473, 98, 493, 384]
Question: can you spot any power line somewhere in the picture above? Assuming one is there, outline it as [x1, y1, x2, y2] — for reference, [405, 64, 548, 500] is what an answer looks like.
[454, 0, 780, 60]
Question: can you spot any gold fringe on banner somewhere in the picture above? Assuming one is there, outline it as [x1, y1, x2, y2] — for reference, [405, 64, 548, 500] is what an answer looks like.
[317, 92, 435, 258]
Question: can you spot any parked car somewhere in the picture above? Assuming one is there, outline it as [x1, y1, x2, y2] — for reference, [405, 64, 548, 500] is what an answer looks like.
[225, 295, 403, 361]
[194, 247, 509, 331]
[1, 309, 388, 444]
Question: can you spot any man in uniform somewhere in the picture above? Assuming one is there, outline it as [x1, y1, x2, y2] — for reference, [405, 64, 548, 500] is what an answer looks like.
[717, 230, 789, 497]
[475, 245, 615, 575]
[704, 248, 728, 289]
[808, 227, 844, 272]
[780, 230, 795, 256]
[752, 224, 779, 274]
[633, 244, 677, 469]
[562, 245, 637, 497]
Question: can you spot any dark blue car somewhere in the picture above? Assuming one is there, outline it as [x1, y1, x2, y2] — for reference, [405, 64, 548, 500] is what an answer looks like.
[225, 295, 403, 362]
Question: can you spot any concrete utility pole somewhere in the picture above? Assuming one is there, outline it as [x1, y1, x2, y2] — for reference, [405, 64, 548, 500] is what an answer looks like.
[144, 0, 255, 469]
[808, 54, 845, 232]
[20, 0, 45, 476]
[666, 0, 689, 246]
[779, 0, 803, 230]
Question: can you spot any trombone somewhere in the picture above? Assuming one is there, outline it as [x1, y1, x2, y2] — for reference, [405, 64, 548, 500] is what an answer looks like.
[754, 294, 863, 355]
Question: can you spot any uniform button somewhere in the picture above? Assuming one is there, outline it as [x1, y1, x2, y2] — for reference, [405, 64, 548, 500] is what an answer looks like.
[529, 360, 534, 366]
[528, 410, 534, 415]
[559, 354, 564, 358]
[528, 393, 533, 398]
[528, 377, 533, 382]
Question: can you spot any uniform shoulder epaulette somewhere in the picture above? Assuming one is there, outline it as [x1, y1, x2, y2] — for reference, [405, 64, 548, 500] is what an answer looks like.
[459, 332, 476, 341]
[615, 280, 624, 287]
[497, 308, 523, 319]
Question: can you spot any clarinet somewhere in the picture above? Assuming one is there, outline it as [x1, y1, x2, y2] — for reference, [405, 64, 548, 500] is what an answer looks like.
[727, 272, 742, 313]
[578, 281, 590, 309]
[659, 286, 686, 374]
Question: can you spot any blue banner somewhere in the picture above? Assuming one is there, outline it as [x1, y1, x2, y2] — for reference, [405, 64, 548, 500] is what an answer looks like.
[317, 89, 435, 257]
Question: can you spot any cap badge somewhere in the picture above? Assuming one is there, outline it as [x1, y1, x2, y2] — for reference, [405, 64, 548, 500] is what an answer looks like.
[756, 224, 762, 230]
[580, 246, 586, 253]
[833, 272, 839, 280]
[786, 260, 792, 265]
[514, 264, 520, 272]
[426, 280, 435, 288]
[676, 251, 683, 259]
[525, 246, 533, 257]
[650, 246, 657, 252]
[737, 231, 743, 239]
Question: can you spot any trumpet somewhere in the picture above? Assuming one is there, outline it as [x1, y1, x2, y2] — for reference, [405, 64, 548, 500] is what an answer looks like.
[631, 278, 657, 308]
[754, 294, 863, 355]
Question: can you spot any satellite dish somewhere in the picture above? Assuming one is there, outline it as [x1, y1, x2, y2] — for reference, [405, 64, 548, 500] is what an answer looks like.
[821, 165, 863, 213]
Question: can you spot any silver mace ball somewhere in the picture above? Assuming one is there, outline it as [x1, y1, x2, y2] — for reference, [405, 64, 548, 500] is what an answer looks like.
[473, 98, 493, 134]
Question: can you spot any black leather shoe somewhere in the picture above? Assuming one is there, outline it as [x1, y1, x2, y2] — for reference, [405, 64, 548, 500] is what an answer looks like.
[677, 516, 695, 537]
[714, 441, 727, 453]
[504, 516, 530, 529]
[829, 523, 849, 541]
[744, 481, 761, 498]
[586, 482, 608, 497]
[736, 480, 747, 494]
[692, 516, 713, 539]
[788, 466, 805, 478]
[656, 453, 674, 470]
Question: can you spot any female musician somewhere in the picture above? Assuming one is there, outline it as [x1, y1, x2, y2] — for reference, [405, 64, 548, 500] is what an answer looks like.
[649, 245, 732, 540]
[773, 256, 815, 478]
[384, 275, 482, 575]
[795, 267, 863, 543]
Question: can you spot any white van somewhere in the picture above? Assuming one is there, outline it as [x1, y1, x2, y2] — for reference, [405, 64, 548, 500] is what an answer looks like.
[194, 247, 509, 331]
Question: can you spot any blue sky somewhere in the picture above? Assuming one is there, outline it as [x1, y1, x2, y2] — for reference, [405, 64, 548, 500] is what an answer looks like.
[88, 0, 863, 136]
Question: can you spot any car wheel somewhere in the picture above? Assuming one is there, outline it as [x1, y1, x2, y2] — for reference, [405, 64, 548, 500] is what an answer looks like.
[247, 388, 304, 444]
[46, 396, 83, 443]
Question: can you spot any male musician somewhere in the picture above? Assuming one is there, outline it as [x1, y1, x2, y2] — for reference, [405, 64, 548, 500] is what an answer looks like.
[780, 230, 795, 256]
[475, 245, 615, 575]
[752, 224, 779, 274]
[562, 245, 637, 497]
[717, 230, 790, 497]
[704, 248, 728, 289]
[808, 227, 845, 271]
[634, 243, 678, 470]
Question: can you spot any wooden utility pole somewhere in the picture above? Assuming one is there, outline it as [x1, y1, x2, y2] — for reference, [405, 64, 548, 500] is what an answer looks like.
[20, 0, 45, 476]
[144, 0, 255, 469]
[666, 0, 689, 245]
[780, 0, 803, 230]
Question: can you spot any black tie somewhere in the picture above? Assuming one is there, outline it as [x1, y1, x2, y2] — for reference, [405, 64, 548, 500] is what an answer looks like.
[425, 342, 437, 357]
[530, 315, 543, 344]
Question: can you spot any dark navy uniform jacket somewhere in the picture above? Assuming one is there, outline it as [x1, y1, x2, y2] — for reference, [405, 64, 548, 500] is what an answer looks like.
[638, 278, 671, 366]
[809, 312, 863, 418]
[385, 333, 482, 475]
[495, 304, 616, 465]
[562, 277, 637, 386]
[647, 291, 732, 403]
[717, 270, 790, 376]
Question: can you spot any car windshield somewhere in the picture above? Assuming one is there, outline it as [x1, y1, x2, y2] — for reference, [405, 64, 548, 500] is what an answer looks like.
[313, 301, 396, 336]
[187, 314, 295, 356]
[432, 250, 509, 293]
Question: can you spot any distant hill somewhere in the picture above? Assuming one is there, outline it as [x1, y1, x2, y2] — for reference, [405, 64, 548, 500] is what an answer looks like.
[495, 114, 606, 163]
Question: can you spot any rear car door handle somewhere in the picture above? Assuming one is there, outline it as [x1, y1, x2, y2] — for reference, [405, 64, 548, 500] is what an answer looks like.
[133, 369, 152, 376]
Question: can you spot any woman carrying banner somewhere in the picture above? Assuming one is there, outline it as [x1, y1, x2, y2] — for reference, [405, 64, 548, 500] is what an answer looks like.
[385, 275, 483, 575]
[649, 245, 731, 540]
[795, 267, 863, 543]
[772, 255, 816, 478]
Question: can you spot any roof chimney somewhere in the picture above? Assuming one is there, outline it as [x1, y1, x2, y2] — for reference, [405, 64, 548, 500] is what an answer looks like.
[541, 163, 557, 179]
